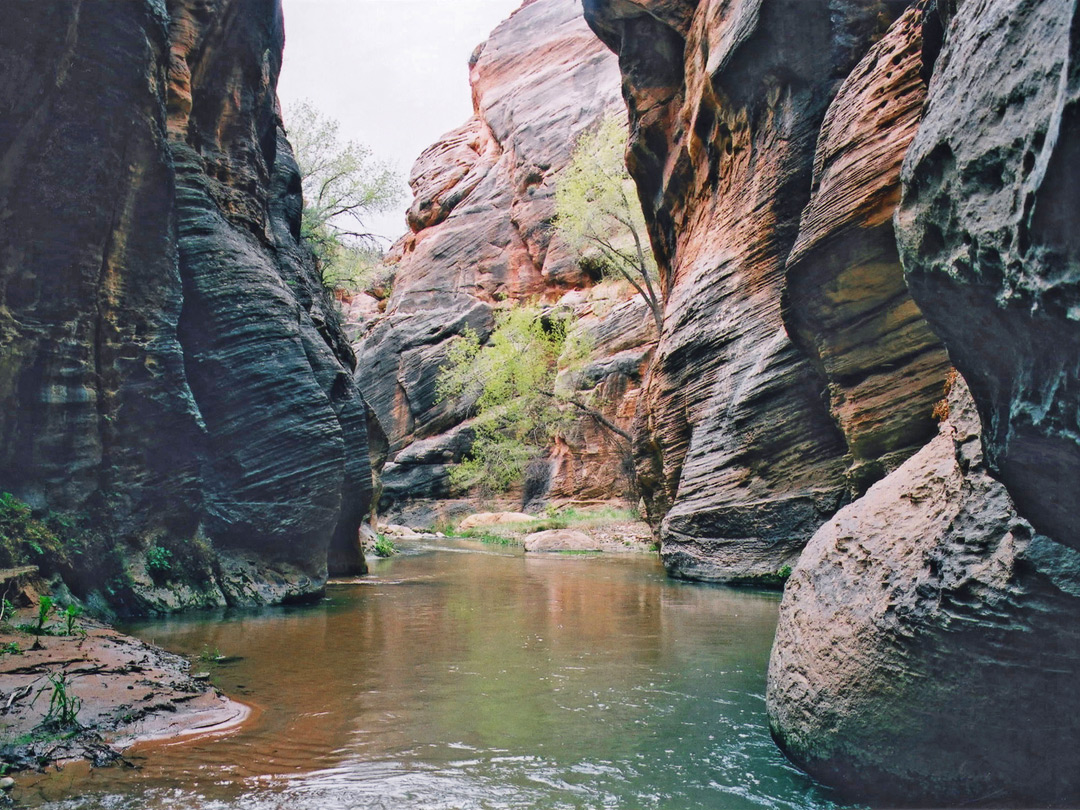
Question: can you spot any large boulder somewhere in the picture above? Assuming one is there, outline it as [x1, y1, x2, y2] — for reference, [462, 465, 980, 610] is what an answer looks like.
[767, 377, 1080, 805]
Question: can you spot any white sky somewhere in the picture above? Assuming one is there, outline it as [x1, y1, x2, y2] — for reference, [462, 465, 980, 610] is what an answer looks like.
[278, 0, 525, 244]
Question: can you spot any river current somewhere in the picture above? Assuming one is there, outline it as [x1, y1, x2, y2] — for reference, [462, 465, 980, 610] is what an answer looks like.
[16, 539, 857, 810]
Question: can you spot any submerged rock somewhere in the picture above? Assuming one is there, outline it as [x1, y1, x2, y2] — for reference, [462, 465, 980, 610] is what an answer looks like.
[767, 378, 1080, 805]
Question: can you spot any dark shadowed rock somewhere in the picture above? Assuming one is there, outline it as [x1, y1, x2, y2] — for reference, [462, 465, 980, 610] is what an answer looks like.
[0, 0, 374, 608]
[896, 0, 1080, 550]
[783, 4, 951, 496]
[0, 0, 202, 548]
[585, 0, 910, 583]
[767, 377, 1080, 806]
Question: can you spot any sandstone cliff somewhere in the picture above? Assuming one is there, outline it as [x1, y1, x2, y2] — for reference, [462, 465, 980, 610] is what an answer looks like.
[583, 0, 944, 583]
[353, 0, 653, 518]
[0, 0, 373, 612]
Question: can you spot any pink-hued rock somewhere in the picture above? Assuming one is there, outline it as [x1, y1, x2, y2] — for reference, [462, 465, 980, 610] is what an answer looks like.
[524, 529, 601, 552]
[768, 377, 1080, 805]
[355, 0, 654, 512]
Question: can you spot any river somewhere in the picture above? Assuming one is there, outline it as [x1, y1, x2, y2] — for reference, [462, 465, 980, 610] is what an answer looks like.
[16, 539, 857, 810]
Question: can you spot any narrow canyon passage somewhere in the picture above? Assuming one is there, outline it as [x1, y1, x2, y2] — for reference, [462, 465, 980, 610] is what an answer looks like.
[15, 542, 849, 810]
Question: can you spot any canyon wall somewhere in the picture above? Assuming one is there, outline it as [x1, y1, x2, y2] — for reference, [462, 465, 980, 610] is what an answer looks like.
[353, 0, 654, 519]
[768, 0, 1080, 802]
[588, 0, 1080, 803]
[0, 0, 373, 612]
[583, 0, 946, 583]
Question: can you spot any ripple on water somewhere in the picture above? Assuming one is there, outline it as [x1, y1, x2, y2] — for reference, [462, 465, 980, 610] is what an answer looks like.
[18, 544, 858, 810]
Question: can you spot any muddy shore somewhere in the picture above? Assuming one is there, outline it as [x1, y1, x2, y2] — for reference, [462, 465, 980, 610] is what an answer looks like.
[0, 602, 248, 783]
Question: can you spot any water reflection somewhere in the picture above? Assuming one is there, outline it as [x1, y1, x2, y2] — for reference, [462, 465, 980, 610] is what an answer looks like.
[17, 541, 853, 810]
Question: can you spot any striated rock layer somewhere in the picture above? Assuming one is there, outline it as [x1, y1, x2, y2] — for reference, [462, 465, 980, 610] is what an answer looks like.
[767, 0, 1080, 803]
[354, 0, 653, 515]
[767, 378, 1080, 805]
[897, 0, 1080, 550]
[584, 0, 921, 582]
[0, 0, 373, 611]
[783, 3, 950, 496]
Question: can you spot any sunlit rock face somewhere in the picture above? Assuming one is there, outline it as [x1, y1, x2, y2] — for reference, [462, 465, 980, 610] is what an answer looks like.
[783, 4, 951, 496]
[0, 0, 374, 609]
[583, 0, 923, 583]
[354, 0, 655, 515]
[897, 0, 1080, 551]
[768, 377, 1080, 805]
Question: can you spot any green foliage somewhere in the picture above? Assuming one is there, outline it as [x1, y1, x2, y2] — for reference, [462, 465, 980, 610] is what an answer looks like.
[555, 113, 663, 331]
[287, 100, 403, 292]
[38, 673, 81, 727]
[457, 531, 524, 547]
[372, 535, 397, 558]
[145, 545, 173, 581]
[1, 641, 22, 655]
[0, 598, 15, 625]
[32, 596, 54, 635]
[438, 308, 578, 495]
[61, 604, 83, 636]
[0, 492, 66, 570]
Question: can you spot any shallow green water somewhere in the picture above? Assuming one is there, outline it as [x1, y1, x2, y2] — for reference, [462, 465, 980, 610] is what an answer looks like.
[17, 540, 853, 809]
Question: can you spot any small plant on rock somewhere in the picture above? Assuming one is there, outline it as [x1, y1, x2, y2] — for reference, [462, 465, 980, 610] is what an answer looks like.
[372, 535, 397, 558]
[145, 545, 173, 581]
[30, 595, 54, 635]
[61, 604, 83, 636]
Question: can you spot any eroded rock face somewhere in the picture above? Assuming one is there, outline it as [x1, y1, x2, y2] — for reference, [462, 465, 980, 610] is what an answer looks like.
[783, 4, 951, 495]
[767, 378, 1080, 805]
[0, 0, 202, 554]
[896, 0, 1080, 549]
[0, 0, 373, 610]
[355, 0, 652, 513]
[584, 0, 914, 582]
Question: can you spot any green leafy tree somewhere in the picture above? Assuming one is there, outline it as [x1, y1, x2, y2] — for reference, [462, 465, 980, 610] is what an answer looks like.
[286, 100, 402, 290]
[438, 307, 633, 496]
[555, 113, 663, 332]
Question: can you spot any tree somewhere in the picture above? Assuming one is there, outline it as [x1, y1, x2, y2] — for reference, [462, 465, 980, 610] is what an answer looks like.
[438, 307, 633, 497]
[286, 100, 403, 290]
[555, 113, 663, 332]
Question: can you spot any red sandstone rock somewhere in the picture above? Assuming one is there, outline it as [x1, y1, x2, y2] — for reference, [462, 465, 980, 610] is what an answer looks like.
[784, 4, 951, 494]
[355, 0, 653, 512]
[584, 0, 908, 582]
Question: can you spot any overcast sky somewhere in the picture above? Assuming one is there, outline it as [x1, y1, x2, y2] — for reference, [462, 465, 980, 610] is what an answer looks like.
[278, 0, 524, 244]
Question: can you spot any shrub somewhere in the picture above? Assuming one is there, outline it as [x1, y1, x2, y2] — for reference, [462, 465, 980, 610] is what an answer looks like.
[145, 545, 173, 580]
[373, 536, 397, 558]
